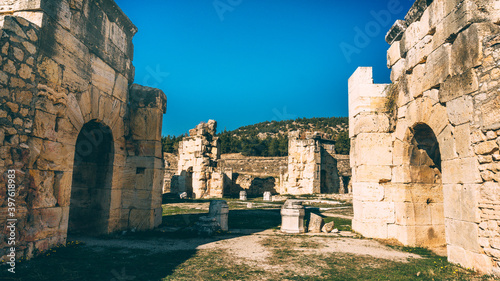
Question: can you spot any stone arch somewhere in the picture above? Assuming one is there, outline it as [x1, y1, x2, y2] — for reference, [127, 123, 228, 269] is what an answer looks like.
[398, 122, 446, 248]
[68, 120, 114, 235]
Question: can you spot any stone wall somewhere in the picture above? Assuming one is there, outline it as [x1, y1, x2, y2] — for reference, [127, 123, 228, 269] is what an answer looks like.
[0, 0, 166, 261]
[163, 152, 178, 193]
[350, 0, 500, 275]
[175, 120, 226, 198]
[285, 131, 346, 195]
[218, 154, 287, 196]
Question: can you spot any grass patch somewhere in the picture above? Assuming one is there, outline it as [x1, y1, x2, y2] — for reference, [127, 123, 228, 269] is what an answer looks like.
[323, 216, 352, 231]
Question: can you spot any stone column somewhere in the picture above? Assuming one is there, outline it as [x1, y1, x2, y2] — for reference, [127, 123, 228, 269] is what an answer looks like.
[281, 200, 305, 234]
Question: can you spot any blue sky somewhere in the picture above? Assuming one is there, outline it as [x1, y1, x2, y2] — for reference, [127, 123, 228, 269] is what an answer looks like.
[115, 0, 414, 136]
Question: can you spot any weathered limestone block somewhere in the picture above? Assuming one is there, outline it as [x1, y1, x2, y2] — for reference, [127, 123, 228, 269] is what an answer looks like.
[353, 165, 392, 183]
[322, 221, 335, 233]
[350, 113, 390, 137]
[451, 23, 500, 76]
[308, 213, 323, 233]
[281, 200, 305, 234]
[445, 218, 481, 252]
[425, 43, 451, 89]
[440, 69, 478, 103]
[358, 201, 395, 224]
[437, 125, 458, 161]
[405, 35, 433, 71]
[442, 157, 482, 184]
[352, 182, 385, 202]
[387, 41, 401, 67]
[352, 133, 392, 166]
[209, 200, 229, 231]
[400, 18, 430, 58]
[479, 95, 500, 131]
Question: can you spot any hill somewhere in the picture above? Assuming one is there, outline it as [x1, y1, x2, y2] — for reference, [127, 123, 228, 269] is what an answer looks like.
[162, 116, 349, 156]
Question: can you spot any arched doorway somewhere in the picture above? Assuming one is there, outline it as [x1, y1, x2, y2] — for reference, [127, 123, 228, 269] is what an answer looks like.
[68, 120, 114, 235]
[403, 123, 446, 248]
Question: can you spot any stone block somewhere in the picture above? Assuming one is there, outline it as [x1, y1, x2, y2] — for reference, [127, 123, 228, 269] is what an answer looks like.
[359, 201, 395, 223]
[91, 54, 116, 94]
[112, 73, 128, 102]
[451, 23, 500, 76]
[352, 219, 388, 239]
[474, 140, 498, 155]
[28, 169, 57, 209]
[425, 43, 451, 89]
[308, 212, 323, 233]
[400, 18, 430, 57]
[440, 69, 478, 103]
[405, 35, 433, 71]
[480, 95, 500, 131]
[33, 109, 56, 140]
[387, 40, 401, 67]
[445, 218, 480, 252]
[390, 58, 406, 82]
[352, 182, 385, 202]
[442, 157, 482, 184]
[128, 209, 154, 231]
[37, 140, 74, 171]
[454, 123, 473, 158]
[354, 165, 392, 183]
[350, 113, 390, 138]
[209, 200, 228, 231]
[437, 125, 458, 161]
[53, 171, 72, 207]
[352, 133, 392, 166]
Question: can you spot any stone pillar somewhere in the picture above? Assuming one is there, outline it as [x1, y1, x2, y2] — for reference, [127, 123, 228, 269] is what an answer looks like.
[349, 67, 393, 239]
[209, 200, 229, 231]
[239, 190, 247, 200]
[281, 200, 305, 234]
[263, 191, 272, 201]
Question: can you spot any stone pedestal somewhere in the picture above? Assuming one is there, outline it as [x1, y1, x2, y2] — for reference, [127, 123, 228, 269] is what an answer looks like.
[239, 191, 247, 200]
[209, 200, 229, 231]
[281, 200, 305, 234]
[263, 191, 272, 201]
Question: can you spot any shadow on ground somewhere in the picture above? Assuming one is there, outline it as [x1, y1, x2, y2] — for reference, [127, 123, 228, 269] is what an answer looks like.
[0, 208, 282, 281]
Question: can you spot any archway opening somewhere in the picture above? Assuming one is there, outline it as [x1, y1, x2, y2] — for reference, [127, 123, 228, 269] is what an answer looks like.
[403, 123, 446, 250]
[68, 121, 114, 235]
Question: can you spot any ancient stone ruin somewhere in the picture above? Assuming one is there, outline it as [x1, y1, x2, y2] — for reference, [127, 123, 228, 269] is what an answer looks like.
[350, 0, 500, 275]
[0, 0, 166, 260]
[285, 131, 351, 195]
[166, 127, 351, 198]
[172, 120, 231, 198]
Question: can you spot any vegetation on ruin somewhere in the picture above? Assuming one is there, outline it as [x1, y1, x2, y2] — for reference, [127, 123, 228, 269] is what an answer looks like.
[162, 116, 350, 156]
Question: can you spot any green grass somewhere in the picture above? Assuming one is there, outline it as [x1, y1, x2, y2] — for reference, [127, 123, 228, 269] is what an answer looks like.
[323, 216, 352, 231]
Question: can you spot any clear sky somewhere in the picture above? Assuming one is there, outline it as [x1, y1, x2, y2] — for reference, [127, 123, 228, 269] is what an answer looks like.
[115, 0, 414, 136]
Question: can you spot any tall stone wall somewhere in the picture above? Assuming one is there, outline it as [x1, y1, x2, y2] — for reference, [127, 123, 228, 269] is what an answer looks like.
[350, 0, 500, 275]
[0, 0, 166, 261]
